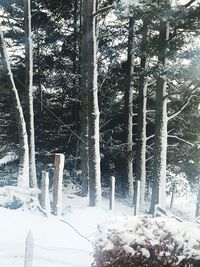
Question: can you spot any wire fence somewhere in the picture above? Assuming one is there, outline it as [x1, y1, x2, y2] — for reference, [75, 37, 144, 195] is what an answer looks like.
[0, 240, 92, 267]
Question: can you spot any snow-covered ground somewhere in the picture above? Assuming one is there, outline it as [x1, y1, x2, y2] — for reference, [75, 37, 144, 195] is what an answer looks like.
[0, 185, 136, 267]
[0, 184, 198, 267]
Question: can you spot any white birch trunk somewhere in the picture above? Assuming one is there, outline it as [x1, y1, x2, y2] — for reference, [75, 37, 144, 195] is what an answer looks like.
[24, 0, 37, 188]
[0, 29, 29, 188]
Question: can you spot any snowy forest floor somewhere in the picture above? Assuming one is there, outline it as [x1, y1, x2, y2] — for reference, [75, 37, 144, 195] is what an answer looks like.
[0, 184, 197, 267]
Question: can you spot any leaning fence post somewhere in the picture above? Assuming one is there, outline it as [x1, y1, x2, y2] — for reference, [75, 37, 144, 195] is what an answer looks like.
[109, 176, 115, 211]
[133, 180, 140, 216]
[53, 153, 65, 216]
[40, 171, 51, 213]
[24, 231, 34, 267]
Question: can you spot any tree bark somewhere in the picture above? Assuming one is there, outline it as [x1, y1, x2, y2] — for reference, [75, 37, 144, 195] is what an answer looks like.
[136, 23, 148, 205]
[24, 0, 37, 188]
[80, 0, 89, 197]
[0, 29, 29, 188]
[150, 18, 169, 213]
[82, 0, 101, 206]
[72, 0, 80, 122]
[124, 18, 135, 200]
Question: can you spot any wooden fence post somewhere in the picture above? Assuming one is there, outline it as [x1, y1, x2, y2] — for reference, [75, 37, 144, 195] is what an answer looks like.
[196, 189, 200, 217]
[133, 180, 140, 216]
[170, 183, 176, 210]
[24, 231, 34, 267]
[109, 176, 115, 211]
[40, 171, 51, 213]
[53, 153, 65, 216]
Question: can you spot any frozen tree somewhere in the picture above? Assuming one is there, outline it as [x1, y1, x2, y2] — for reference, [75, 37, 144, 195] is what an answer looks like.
[135, 21, 148, 205]
[124, 18, 135, 200]
[80, 0, 89, 197]
[82, 0, 101, 206]
[149, 14, 169, 212]
[149, 0, 199, 213]
[24, 0, 37, 188]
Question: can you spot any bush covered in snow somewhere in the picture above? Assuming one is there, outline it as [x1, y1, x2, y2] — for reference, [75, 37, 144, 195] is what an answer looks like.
[166, 166, 191, 197]
[93, 216, 200, 267]
[0, 186, 40, 210]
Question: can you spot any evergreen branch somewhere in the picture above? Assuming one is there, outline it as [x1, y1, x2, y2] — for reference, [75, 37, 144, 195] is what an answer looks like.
[14, 76, 87, 145]
[166, 81, 194, 98]
[93, 6, 113, 17]
[169, 0, 198, 40]
[0, 15, 22, 25]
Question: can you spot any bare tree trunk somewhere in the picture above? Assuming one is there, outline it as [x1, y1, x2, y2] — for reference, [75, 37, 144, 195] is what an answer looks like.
[124, 18, 135, 200]
[80, 0, 89, 197]
[150, 18, 169, 213]
[82, 0, 101, 206]
[136, 23, 148, 205]
[0, 29, 29, 188]
[24, 0, 37, 188]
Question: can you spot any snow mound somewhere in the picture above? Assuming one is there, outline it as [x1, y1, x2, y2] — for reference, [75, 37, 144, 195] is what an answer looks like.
[94, 216, 200, 266]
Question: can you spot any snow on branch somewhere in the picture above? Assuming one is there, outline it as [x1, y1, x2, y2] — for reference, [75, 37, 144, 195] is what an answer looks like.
[168, 135, 195, 147]
[166, 81, 194, 98]
[147, 134, 155, 141]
